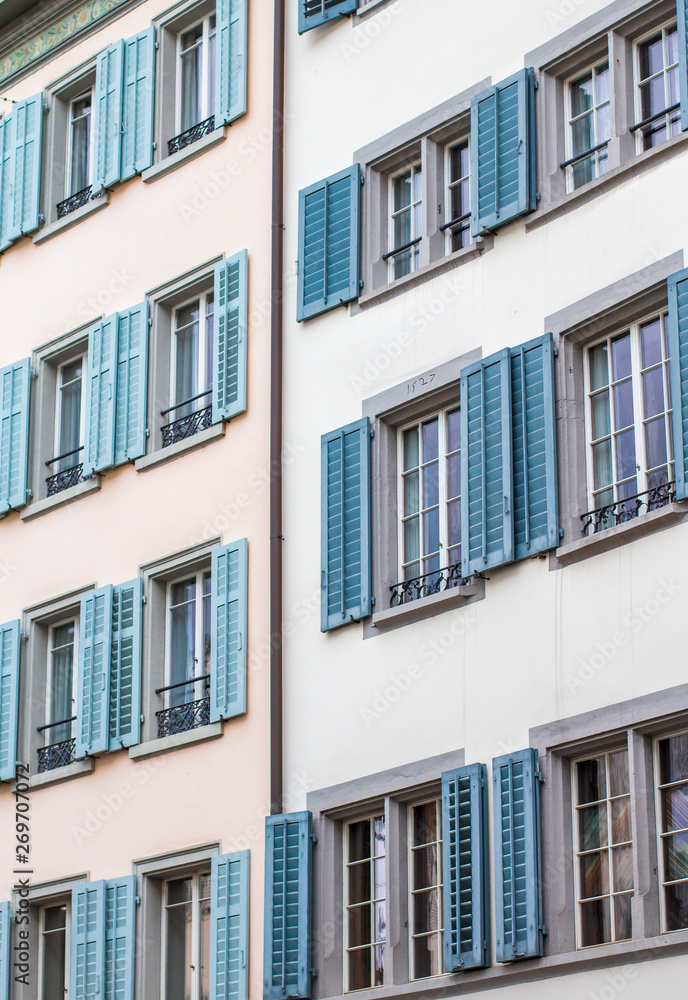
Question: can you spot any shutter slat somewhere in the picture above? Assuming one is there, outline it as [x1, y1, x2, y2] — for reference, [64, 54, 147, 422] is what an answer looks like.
[114, 303, 149, 465]
[215, 0, 248, 125]
[121, 28, 155, 179]
[668, 268, 688, 498]
[7, 93, 43, 240]
[210, 539, 247, 723]
[0, 358, 31, 513]
[104, 876, 136, 1000]
[93, 41, 124, 192]
[210, 851, 249, 1000]
[263, 813, 312, 1000]
[109, 579, 142, 750]
[71, 882, 106, 1000]
[0, 621, 20, 783]
[84, 315, 118, 476]
[298, 0, 356, 32]
[0, 113, 14, 251]
[76, 586, 114, 758]
[213, 250, 248, 423]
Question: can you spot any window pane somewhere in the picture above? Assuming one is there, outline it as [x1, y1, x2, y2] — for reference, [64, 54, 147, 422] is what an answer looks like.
[349, 820, 371, 863]
[170, 587, 196, 707]
[348, 949, 371, 991]
[642, 367, 665, 418]
[596, 102, 610, 143]
[413, 889, 439, 933]
[49, 623, 75, 743]
[404, 471, 420, 517]
[615, 429, 637, 480]
[592, 440, 613, 491]
[591, 391, 611, 440]
[373, 816, 385, 857]
[665, 881, 688, 931]
[641, 318, 663, 367]
[645, 416, 668, 470]
[571, 114, 593, 157]
[349, 863, 371, 906]
[422, 419, 438, 462]
[374, 856, 386, 899]
[393, 210, 411, 254]
[659, 733, 688, 785]
[413, 845, 438, 891]
[42, 915, 67, 1000]
[662, 785, 688, 832]
[423, 508, 440, 556]
[374, 900, 386, 942]
[664, 831, 688, 882]
[413, 935, 440, 980]
[614, 893, 632, 941]
[166, 896, 192, 1000]
[611, 334, 632, 381]
[422, 462, 439, 508]
[404, 518, 420, 565]
[180, 35, 202, 132]
[639, 34, 664, 80]
[167, 877, 193, 905]
[570, 72, 594, 118]
[447, 500, 461, 549]
[447, 453, 461, 501]
[175, 304, 200, 414]
[348, 904, 371, 947]
[589, 343, 609, 391]
[403, 427, 419, 471]
[580, 897, 611, 947]
[393, 171, 411, 211]
[70, 96, 92, 195]
[608, 749, 630, 796]
[597, 64, 610, 102]
[413, 803, 437, 846]
[580, 850, 609, 898]
[612, 380, 634, 430]
[611, 798, 632, 845]
[579, 803, 608, 851]
[446, 409, 460, 453]
[612, 845, 633, 892]
[578, 756, 607, 804]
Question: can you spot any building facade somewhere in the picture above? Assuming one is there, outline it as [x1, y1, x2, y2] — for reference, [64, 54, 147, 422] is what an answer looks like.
[0, 0, 275, 997]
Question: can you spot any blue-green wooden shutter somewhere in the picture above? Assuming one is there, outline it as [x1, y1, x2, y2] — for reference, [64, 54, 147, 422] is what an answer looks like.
[71, 881, 106, 1000]
[297, 165, 360, 321]
[321, 417, 371, 631]
[471, 69, 536, 236]
[510, 334, 558, 560]
[0, 621, 20, 783]
[213, 250, 247, 423]
[0, 112, 14, 251]
[93, 40, 124, 192]
[215, 0, 247, 125]
[7, 93, 43, 240]
[441, 764, 489, 972]
[210, 539, 247, 723]
[83, 315, 118, 476]
[121, 28, 155, 179]
[76, 586, 113, 758]
[109, 579, 142, 751]
[0, 358, 31, 513]
[114, 303, 149, 465]
[0, 902, 9, 1000]
[668, 268, 688, 499]
[679, 0, 688, 131]
[210, 851, 249, 1000]
[460, 351, 513, 577]
[493, 748, 543, 963]
[263, 812, 312, 1000]
[298, 0, 356, 33]
[104, 876, 136, 1000]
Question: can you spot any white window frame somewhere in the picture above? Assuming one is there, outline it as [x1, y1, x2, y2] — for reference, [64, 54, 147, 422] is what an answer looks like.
[175, 13, 217, 135]
[161, 869, 212, 1000]
[443, 138, 471, 255]
[653, 728, 688, 934]
[343, 812, 387, 994]
[571, 747, 634, 950]
[53, 354, 86, 468]
[44, 617, 79, 745]
[407, 797, 445, 982]
[164, 568, 211, 709]
[633, 19, 680, 155]
[583, 311, 674, 512]
[387, 161, 423, 282]
[397, 406, 461, 584]
[169, 292, 215, 415]
[65, 90, 93, 198]
[38, 900, 70, 1000]
[564, 59, 611, 193]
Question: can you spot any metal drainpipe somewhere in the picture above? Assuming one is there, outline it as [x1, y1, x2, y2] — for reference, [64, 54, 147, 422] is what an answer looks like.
[269, 0, 286, 815]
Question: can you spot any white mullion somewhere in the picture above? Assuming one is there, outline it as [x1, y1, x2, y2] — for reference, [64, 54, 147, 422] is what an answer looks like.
[630, 322, 648, 495]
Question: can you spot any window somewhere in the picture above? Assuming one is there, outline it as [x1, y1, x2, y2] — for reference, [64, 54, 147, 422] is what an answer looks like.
[445, 141, 470, 252]
[163, 871, 212, 1000]
[565, 62, 610, 191]
[387, 164, 422, 281]
[398, 408, 461, 587]
[40, 903, 69, 1000]
[49, 355, 86, 494]
[67, 92, 92, 197]
[177, 15, 216, 135]
[345, 815, 386, 992]
[655, 731, 688, 932]
[38, 618, 79, 773]
[163, 570, 211, 728]
[170, 293, 214, 425]
[585, 314, 674, 516]
[408, 800, 443, 980]
[634, 23, 680, 152]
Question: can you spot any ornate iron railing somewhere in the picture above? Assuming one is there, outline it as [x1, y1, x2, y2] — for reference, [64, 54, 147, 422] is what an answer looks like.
[56, 185, 94, 219]
[390, 562, 470, 607]
[161, 402, 213, 447]
[37, 738, 77, 773]
[47, 463, 85, 496]
[581, 481, 676, 535]
[157, 696, 210, 738]
[168, 116, 215, 156]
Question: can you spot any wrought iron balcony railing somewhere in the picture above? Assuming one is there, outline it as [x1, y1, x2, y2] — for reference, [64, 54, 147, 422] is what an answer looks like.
[56, 185, 94, 219]
[390, 562, 470, 607]
[161, 392, 213, 447]
[168, 115, 215, 156]
[581, 480, 676, 535]
[156, 673, 210, 738]
[45, 446, 85, 496]
[37, 715, 77, 772]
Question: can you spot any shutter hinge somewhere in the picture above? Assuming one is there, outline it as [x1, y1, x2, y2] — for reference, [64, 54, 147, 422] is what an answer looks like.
[310, 833, 318, 844]
[38, 213, 45, 223]
[533, 79, 539, 90]
[20, 631, 28, 640]
[359, 279, 364, 289]
[30, 369, 37, 378]
[310, 968, 318, 979]
[360, 173, 364, 185]
[155, 41, 160, 49]
[536, 191, 541, 203]
[553, 346, 559, 357]
[148, 316, 153, 326]
[141, 594, 147, 604]
[152, 141, 157, 150]
[558, 528, 564, 539]
[26, 489, 33, 498]
[540, 924, 548, 936]
[369, 426, 374, 438]
[140, 714, 145, 722]
[536, 770, 544, 783]
[135, 895, 141, 905]
[370, 596, 375, 607]
[42, 101, 49, 113]
[145, 427, 150, 437]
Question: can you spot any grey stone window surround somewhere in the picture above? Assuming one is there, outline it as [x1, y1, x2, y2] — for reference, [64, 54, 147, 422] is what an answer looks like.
[361, 351, 485, 639]
[307, 750, 464, 1000]
[548, 249, 686, 561]
[527, 0, 680, 225]
[353, 80, 493, 310]
[134, 841, 221, 1000]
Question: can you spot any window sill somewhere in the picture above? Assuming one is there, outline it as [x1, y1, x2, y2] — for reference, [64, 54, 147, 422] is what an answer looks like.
[129, 722, 223, 761]
[27, 757, 94, 790]
[555, 502, 688, 567]
[355, 238, 490, 310]
[20, 476, 101, 522]
[142, 126, 229, 184]
[527, 129, 688, 232]
[369, 579, 485, 633]
[32, 193, 110, 246]
[135, 422, 225, 473]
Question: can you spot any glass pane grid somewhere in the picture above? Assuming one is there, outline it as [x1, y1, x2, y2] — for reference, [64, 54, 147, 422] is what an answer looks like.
[389, 163, 422, 280]
[656, 733, 688, 930]
[636, 24, 680, 151]
[446, 140, 470, 252]
[409, 801, 444, 980]
[567, 62, 610, 190]
[346, 815, 386, 991]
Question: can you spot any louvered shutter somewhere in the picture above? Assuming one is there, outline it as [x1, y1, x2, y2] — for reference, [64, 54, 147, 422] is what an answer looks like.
[321, 417, 371, 631]
[76, 586, 114, 758]
[7, 93, 43, 240]
[0, 358, 31, 513]
[679, 0, 688, 131]
[493, 748, 543, 962]
[668, 268, 688, 499]
[441, 764, 489, 972]
[471, 69, 536, 236]
[263, 812, 312, 1000]
[0, 902, 9, 1000]
[0, 621, 20, 783]
[297, 165, 360, 321]
[298, 0, 356, 33]
[213, 250, 247, 423]
[71, 881, 106, 1000]
[510, 334, 558, 560]
[121, 28, 155, 179]
[460, 350, 513, 577]
[83, 315, 118, 477]
[210, 851, 249, 1000]
[210, 539, 247, 723]
[109, 579, 142, 750]
[93, 41, 124, 192]
[215, 0, 247, 125]
[0, 113, 14, 251]
[104, 877, 136, 1000]
[114, 303, 149, 465]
